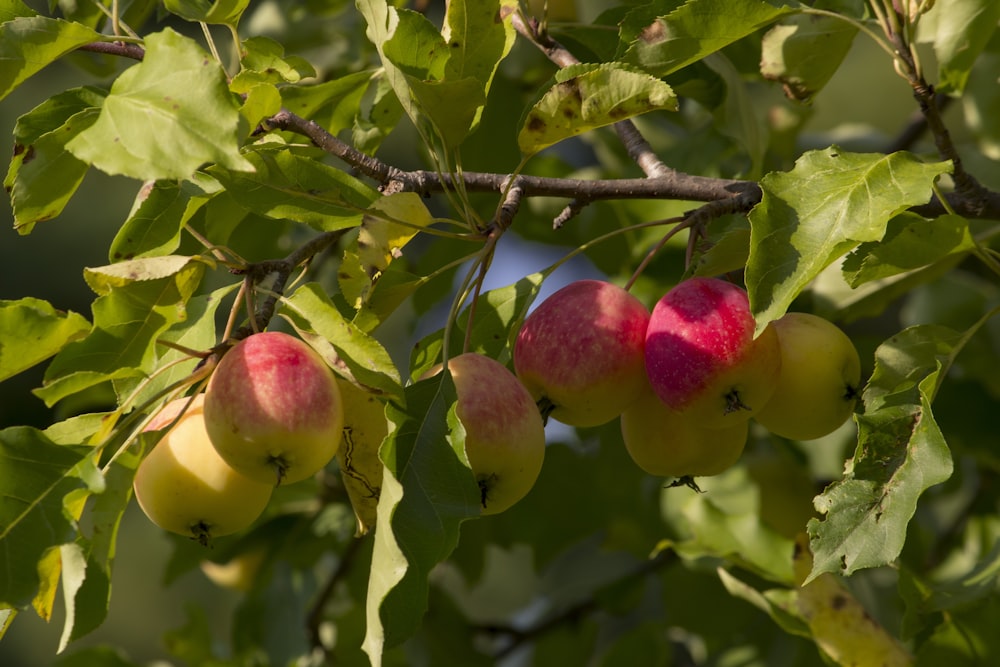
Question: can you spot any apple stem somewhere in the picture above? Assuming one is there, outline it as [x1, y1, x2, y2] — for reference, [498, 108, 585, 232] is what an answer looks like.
[723, 389, 751, 415]
[191, 522, 213, 548]
[536, 397, 556, 425]
[668, 476, 703, 493]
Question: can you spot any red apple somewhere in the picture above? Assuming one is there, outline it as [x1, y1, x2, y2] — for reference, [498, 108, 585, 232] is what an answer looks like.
[429, 353, 546, 515]
[514, 279, 650, 427]
[204, 331, 344, 485]
[644, 277, 781, 429]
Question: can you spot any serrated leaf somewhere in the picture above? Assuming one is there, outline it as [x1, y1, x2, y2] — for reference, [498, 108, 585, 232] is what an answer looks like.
[518, 63, 677, 156]
[235, 36, 315, 87]
[209, 147, 378, 229]
[35, 263, 205, 406]
[0, 427, 87, 609]
[410, 273, 544, 378]
[760, 12, 858, 103]
[363, 375, 480, 662]
[4, 87, 106, 233]
[918, 0, 1000, 94]
[0, 17, 101, 101]
[842, 213, 975, 287]
[806, 325, 959, 581]
[83, 255, 205, 294]
[66, 28, 254, 181]
[0, 298, 90, 382]
[746, 147, 952, 333]
[280, 282, 404, 400]
[621, 0, 796, 77]
[163, 0, 249, 27]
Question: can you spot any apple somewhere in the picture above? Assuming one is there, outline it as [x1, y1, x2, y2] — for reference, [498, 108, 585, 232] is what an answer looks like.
[514, 279, 650, 427]
[203, 331, 344, 485]
[133, 395, 273, 545]
[200, 548, 268, 592]
[428, 353, 546, 515]
[753, 312, 862, 440]
[335, 378, 389, 536]
[644, 277, 781, 429]
[620, 385, 748, 478]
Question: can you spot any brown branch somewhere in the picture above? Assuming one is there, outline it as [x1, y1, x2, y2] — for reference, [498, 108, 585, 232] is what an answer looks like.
[79, 41, 146, 61]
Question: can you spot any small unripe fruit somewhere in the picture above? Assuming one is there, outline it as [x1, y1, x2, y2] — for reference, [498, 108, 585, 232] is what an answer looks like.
[133, 395, 273, 545]
[514, 280, 650, 427]
[204, 332, 343, 485]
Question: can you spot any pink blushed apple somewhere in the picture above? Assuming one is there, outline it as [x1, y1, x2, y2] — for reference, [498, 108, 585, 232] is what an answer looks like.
[203, 331, 344, 485]
[644, 277, 781, 429]
[514, 279, 650, 427]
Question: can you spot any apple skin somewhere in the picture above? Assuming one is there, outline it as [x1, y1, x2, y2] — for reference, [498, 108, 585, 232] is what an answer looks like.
[644, 277, 781, 429]
[433, 353, 546, 515]
[335, 379, 388, 536]
[133, 395, 273, 544]
[200, 548, 267, 592]
[514, 279, 650, 427]
[753, 312, 862, 440]
[204, 332, 344, 485]
[620, 385, 748, 478]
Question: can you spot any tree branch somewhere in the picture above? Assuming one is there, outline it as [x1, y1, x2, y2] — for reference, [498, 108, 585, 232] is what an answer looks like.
[79, 41, 145, 60]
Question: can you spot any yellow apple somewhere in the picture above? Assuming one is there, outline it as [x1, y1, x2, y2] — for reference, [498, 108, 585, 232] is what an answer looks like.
[754, 312, 862, 440]
[133, 395, 273, 545]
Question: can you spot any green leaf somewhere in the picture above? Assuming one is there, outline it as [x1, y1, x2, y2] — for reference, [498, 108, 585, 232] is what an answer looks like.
[806, 325, 957, 581]
[280, 70, 376, 131]
[53, 645, 142, 667]
[35, 262, 205, 406]
[280, 282, 404, 400]
[4, 86, 106, 233]
[841, 213, 975, 287]
[235, 36, 316, 86]
[0, 17, 101, 100]
[410, 273, 545, 379]
[621, 0, 796, 77]
[163, 0, 249, 27]
[760, 12, 858, 103]
[209, 146, 378, 229]
[746, 147, 952, 333]
[918, 0, 1000, 94]
[363, 375, 480, 661]
[518, 62, 677, 157]
[109, 174, 222, 261]
[0, 298, 90, 382]
[0, 427, 86, 609]
[66, 28, 254, 181]
[0, 0, 36, 22]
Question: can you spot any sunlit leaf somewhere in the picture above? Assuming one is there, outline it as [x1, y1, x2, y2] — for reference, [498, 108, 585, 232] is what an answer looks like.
[0, 427, 87, 609]
[363, 375, 480, 662]
[0, 298, 90, 382]
[806, 325, 958, 581]
[66, 28, 254, 181]
[518, 62, 677, 157]
[746, 147, 952, 333]
[760, 12, 858, 103]
[83, 255, 206, 294]
[0, 16, 101, 100]
[163, 0, 249, 27]
[0, 0, 36, 22]
[918, 0, 1000, 94]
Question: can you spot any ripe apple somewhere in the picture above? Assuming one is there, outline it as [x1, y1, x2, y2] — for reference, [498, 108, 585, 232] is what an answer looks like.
[620, 385, 748, 478]
[335, 378, 389, 536]
[753, 312, 862, 440]
[203, 331, 344, 485]
[644, 277, 781, 429]
[133, 395, 273, 545]
[428, 353, 546, 515]
[513, 279, 650, 427]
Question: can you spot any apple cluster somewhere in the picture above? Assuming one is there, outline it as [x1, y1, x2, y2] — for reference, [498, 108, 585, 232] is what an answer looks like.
[514, 277, 862, 480]
[133, 331, 345, 545]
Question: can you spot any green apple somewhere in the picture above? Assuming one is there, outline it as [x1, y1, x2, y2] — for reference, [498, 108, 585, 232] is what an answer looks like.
[429, 353, 546, 515]
[204, 331, 344, 485]
[133, 395, 273, 545]
[514, 279, 650, 427]
[644, 277, 781, 429]
[754, 312, 862, 440]
[620, 385, 748, 478]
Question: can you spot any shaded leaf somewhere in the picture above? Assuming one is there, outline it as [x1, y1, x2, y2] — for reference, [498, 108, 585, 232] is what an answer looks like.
[363, 375, 480, 662]
[0, 298, 90, 382]
[0, 17, 101, 100]
[518, 62, 677, 157]
[760, 12, 858, 103]
[164, 0, 249, 26]
[918, 0, 1000, 94]
[806, 325, 959, 581]
[66, 28, 254, 180]
[746, 147, 952, 333]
